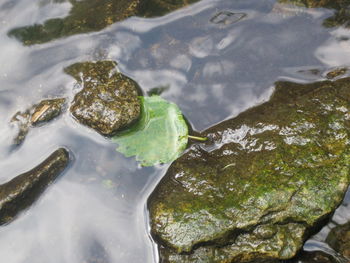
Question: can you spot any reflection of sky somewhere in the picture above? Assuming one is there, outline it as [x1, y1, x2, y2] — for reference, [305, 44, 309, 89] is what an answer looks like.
[0, 0, 349, 262]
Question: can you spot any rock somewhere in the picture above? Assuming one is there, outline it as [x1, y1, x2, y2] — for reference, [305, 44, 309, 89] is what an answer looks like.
[11, 98, 66, 145]
[326, 222, 350, 259]
[287, 251, 338, 263]
[65, 61, 141, 136]
[8, 0, 200, 45]
[148, 78, 350, 262]
[326, 68, 348, 80]
[138, 0, 200, 17]
[0, 148, 69, 225]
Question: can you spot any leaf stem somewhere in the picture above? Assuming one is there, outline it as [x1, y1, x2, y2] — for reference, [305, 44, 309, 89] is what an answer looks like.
[188, 135, 208, 142]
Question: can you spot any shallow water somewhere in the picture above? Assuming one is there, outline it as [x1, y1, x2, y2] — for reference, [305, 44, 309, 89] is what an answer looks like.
[0, 0, 350, 262]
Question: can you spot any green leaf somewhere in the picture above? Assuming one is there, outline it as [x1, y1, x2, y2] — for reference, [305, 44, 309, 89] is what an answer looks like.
[112, 96, 188, 166]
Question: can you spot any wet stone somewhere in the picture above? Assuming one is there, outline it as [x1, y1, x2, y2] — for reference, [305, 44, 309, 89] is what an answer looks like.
[326, 222, 350, 259]
[65, 61, 141, 136]
[148, 78, 350, 262]
[11, 98, 66, 145]
[0, 148, 70, 225]
[287, 251, 339, 263]
[326, 68, 348, 80]
[8, 0, 200, 45]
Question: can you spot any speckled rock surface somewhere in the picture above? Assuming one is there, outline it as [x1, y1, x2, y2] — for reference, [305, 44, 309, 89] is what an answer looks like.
[65, 61, 141, 136]
[0, 148, 69, 225]
[148, 78, 350, 262]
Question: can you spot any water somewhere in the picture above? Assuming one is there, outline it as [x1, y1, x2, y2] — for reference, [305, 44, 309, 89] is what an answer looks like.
[0, 0, 350, 262]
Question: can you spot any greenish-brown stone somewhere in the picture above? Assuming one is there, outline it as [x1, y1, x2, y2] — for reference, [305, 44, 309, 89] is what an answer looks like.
[148, 78, 350, 262]
[8, 0, 200, 46]
[0, 148, 69, 225]
[65, 61, 141, 136]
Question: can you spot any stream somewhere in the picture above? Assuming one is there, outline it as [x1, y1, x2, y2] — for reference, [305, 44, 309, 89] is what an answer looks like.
[0, 0, 350, 262]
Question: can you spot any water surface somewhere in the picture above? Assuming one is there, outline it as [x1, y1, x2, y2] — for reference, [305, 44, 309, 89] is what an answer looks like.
[0, 0, 350, 262]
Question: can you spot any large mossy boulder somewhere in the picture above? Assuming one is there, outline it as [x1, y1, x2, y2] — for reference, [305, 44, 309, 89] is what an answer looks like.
[148, 78, 350, 262]
[65, 61, 141, 136]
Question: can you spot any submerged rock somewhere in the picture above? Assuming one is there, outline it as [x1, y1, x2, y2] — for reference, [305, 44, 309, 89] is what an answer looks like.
[65, 61, 141, 136]
[11, 98, 66, 145]
[148, 78, 350, 262]
[8, 0, 200, 45]
[326, 222, 350, 259]
[0, 148, 69, 225]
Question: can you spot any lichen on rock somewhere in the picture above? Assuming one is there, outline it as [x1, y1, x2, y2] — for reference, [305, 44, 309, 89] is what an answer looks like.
[65, 61, 141, 136]
[148, 77, 350, 262]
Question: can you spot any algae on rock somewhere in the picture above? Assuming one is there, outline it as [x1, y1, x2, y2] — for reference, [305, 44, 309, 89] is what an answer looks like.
[65, 61, 141, 136]
[8, 0, 200, 45]
[148, 77, 350, 262]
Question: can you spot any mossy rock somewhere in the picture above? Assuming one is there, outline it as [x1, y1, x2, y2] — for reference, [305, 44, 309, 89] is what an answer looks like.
[148, 77, 350, 262]
[65, 61, 141, 136]
[8, 0, 200, 45]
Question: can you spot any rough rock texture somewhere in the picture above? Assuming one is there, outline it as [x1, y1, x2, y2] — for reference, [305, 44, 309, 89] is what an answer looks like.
[8, 0, 200, 45]
[11, 98, 66, 145]
[65, 61, 141, 136]
[0, 148, 69, 225]
[326, 222, 350, 259]
[148, 78, 350, 262]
